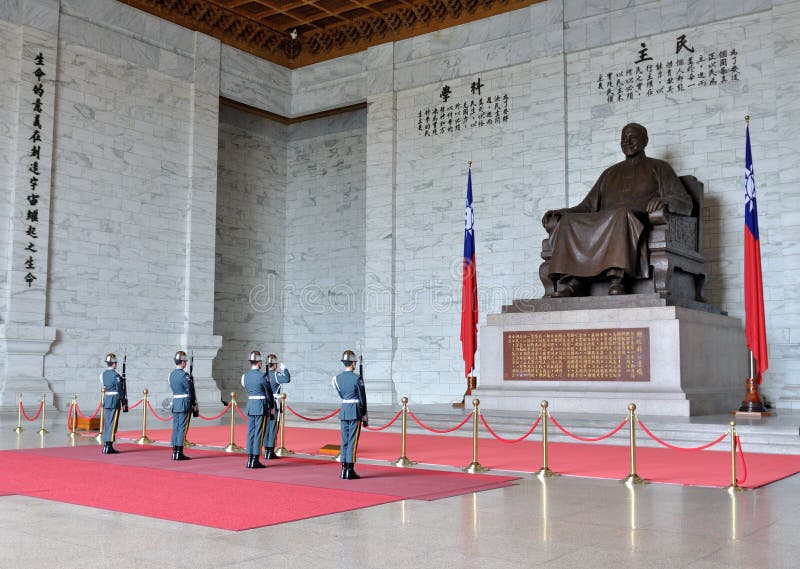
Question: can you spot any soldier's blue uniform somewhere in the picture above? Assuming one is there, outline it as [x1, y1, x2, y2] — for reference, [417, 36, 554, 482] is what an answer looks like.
[264, 365, 290, 456]
[242, 367, 275, 468]
[332, 363, 367, 479]
[169, 366, 193, 458]
[101, 366, 123, 452]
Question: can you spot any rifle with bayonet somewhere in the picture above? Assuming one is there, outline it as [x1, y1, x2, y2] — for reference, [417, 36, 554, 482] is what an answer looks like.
[188, 351, 199, 417]
[358, 352, 368, 427]
[120, 353, 129, 412]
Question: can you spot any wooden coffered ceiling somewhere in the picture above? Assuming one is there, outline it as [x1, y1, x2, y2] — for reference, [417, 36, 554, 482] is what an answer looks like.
[120, 0, 538, 68]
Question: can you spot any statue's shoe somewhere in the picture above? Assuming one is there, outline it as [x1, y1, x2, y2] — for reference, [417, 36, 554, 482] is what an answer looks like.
[552, 284, 576, 297]
[608, 283, 626, 295]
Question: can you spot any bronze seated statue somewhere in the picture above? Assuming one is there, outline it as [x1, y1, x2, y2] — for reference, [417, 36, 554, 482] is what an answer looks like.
[539, 123, 707, 303]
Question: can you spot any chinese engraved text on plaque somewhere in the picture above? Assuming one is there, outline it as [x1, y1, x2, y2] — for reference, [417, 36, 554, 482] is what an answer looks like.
[503, 328, 649, 381]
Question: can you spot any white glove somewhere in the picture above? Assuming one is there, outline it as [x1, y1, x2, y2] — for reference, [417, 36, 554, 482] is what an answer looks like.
[279, 363, 285, 372]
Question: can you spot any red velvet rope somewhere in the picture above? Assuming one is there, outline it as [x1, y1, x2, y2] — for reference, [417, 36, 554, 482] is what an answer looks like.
[286, 405, 341, 421]
[127, 398, 144, 410]
[408, 410, 472, 434]
[735, 434, 748, 484]
[75, 401, 102, 420]
[236, 404, 248, 421]
[20, 401, 43, 422]
[480, 414, 541, 443]
[363, 409, 403, 431]
[549, 415, 628, 442]
[637, 418, 728, 451]
[146, 400, 173, 422]
[198, 403, 231, 421]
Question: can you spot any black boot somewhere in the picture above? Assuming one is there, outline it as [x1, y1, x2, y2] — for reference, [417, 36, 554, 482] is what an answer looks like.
[105, 442, 119, 455]
[175, 446, 190, 461]
[247, 454, 265, 469]
[102, 442, 110, 454]
[171, 446, 178, 460]
[264, 447, 279, 460]
[340, 461, 347, 479]
[348, 463, 361, 480]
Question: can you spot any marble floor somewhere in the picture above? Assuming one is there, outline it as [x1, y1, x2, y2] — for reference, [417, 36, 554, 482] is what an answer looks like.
[1, 407, 798, 569]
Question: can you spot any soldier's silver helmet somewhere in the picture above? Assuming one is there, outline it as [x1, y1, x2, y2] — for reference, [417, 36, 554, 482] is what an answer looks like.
[341, 349, 357, 364]
[249, 350, 263, 364]
[267, 353, 278, 365]
[105, 353, 117, 365]
[174, 350, 188, 365]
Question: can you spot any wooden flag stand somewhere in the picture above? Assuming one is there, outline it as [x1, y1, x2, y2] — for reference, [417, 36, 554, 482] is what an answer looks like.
[735, 353, 773, 417]
[453, 375, 477, 409]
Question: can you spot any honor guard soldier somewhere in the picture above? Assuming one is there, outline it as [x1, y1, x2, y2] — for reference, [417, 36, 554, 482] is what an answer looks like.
[332, 349, 368, 479]
[263, 353, 291, 460]
[241, 351, 276, 469]
[169, 350, 193, 460]
[101, 353, 123, 454]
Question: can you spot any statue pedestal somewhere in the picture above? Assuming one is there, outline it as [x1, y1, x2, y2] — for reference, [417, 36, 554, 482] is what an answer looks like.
[475, 297, 747, 416]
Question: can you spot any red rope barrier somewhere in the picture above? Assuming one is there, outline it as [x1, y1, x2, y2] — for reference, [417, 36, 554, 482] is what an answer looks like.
[146, 400, 173, 422]
[127, 398, 143, 410]
[637, 419, 728, 451]
[364, 409, 403, 431]
[286, 405, 341, 422]
[75, 401, 102, 420]
[20, 401, 43, 422]
[480, 414, 541, 443]
[408, 410, 472, 434]
[236, 405, 248, 421]
[198, 403, 231, 421]
[735, 434, 748, 484]
[549, 415, 627, 442]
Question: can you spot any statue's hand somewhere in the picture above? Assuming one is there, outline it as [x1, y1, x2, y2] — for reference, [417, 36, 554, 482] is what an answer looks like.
[542, 210, 562, 232]
[646, 197, 666, 213]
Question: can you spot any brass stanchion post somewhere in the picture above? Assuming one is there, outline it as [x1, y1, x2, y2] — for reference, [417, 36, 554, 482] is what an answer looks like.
[136, 389, 153, 444]
[224, 392, 243, 453]
[37, 394, 48, 435]
[536, 400, 558, 478]
[95, 387, 105, 443]
[725, 421, 746, 493]
[14, 393, 23, 433]
[275, 393, 294, 457]
[394, 397, 416, 467]
[463, 398, 488, 473]
[622, 403, 647, 486]
[68, 394, 79, 439]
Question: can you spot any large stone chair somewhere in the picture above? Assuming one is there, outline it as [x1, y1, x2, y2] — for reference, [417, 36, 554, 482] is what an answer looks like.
[538, 175, 708, 304]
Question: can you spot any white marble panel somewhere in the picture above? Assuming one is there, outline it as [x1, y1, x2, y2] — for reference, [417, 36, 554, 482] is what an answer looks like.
[220, 44, 290, 117]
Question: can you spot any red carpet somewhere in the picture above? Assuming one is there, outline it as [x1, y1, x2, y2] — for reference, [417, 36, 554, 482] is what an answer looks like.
[0, 445, 517, 530]
[117, 424, 800, 489]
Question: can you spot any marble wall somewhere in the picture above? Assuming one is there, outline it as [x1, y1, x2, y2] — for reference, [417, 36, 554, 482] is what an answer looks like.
[1, 0, 798, 411]
[281, 111, 367, 403]
[214, 104, 287, 398]
[0, 0, 222, 409]
[0, 19, 19, 325]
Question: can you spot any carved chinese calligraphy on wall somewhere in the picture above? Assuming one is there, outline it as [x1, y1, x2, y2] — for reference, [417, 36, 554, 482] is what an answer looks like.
[417, 77, 511, 136]
[24, 52, 45, 287]
[503, 328, 650, 381]
[597, 34, 739, 103]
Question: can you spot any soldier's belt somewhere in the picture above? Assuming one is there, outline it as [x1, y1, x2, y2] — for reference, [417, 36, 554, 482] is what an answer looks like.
[341, 399, 360, 403]
[173, 394, 189, 398]
[249, 395, 266, 399]
[105, 391, 118, 395]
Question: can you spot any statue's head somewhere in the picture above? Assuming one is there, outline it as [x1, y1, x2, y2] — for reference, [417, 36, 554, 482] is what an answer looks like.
[620, 123, 648, 158]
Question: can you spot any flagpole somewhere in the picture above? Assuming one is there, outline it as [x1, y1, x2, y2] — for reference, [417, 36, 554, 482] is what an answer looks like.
[455, 161, 478, 409]
[736, 115, 771, 416]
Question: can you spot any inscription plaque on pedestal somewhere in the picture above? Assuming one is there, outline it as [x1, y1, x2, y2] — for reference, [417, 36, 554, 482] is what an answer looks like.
[503, 328, 649, 381]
